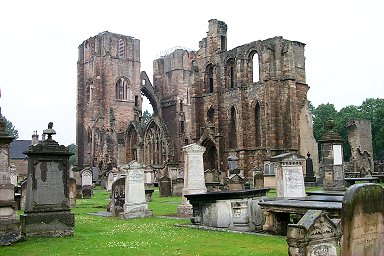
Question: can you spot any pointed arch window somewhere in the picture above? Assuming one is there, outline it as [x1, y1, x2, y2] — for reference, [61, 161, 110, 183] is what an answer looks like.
[225, 58, 235, 88]
[249, 51, 260, 83]
[229, 106, 237, 149]
[207, 107, 215, 123]
[115, 77, 132, 101]
[205, 64, 214, 93]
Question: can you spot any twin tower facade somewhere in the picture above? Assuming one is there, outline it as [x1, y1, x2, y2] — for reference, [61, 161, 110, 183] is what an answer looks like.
[76, 19, 318, 179]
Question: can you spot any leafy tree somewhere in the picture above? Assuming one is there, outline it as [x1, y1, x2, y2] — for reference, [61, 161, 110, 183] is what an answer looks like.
[141, 109, 152, 128]
[67, 143, 77, 166]
[2, 116, 19, 139]
[311, 103, 337, 141]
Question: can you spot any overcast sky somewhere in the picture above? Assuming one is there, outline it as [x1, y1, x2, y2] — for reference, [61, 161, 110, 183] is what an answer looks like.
[1, 0, 383, 145]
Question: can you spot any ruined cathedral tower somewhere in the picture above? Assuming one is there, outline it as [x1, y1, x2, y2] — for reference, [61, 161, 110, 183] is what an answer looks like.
[76, 20, 319, 180]
[77, 32, 142, 170]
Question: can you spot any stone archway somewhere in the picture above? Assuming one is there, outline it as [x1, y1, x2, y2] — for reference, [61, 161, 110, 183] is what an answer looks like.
[201, 138, 218, 171]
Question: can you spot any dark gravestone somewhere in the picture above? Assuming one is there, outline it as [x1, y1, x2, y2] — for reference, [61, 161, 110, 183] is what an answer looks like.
[21, 123, 74, 238]
[305, 152, 316, 183]
[159, 175, 172, 197]
[252, 168, 264, 189]
[110, 177, 125, 216]
[341, 183, 384, 256]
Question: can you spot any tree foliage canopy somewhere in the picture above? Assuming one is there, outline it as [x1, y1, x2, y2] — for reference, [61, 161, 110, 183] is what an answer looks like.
[311, 98, 384, 160]
[2, 116, 19, 139]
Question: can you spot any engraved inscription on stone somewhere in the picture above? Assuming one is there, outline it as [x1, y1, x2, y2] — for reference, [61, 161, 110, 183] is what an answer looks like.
[283, 167, 304, 197]
[351, 213, 384, 250]
[82, 171, 92, 186]
[187, 155, 204, 188]
[309, 243, 337, 256]
[35, 162, 65, 204]
[128, 170, 144, 184]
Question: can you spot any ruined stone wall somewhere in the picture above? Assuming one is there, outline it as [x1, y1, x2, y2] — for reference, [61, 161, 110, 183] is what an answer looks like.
[347, 119, 374, 175]
[77, 32, 141, 169]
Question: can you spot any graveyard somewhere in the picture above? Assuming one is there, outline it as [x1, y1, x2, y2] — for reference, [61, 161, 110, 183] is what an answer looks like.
[1, 18, 384, 256]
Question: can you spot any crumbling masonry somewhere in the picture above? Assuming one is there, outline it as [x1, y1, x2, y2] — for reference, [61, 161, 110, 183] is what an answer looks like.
[76, 19, 319, 181]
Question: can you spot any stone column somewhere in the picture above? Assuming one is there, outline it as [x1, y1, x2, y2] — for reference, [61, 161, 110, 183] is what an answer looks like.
[120, 161, 152, 219]
[21, 123, 74, 237]
[0, 113, 21, 245]
[319, 120, 345, 191]
[177, 143, 206, 217]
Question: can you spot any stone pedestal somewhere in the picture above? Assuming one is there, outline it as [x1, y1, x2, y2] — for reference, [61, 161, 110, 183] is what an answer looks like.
[177, 144, 206, 217]
[20, 123, 74, 238]
[0, 114, 21, 246]
[120, 161, 152, 219]
[319, 120, 345, 191]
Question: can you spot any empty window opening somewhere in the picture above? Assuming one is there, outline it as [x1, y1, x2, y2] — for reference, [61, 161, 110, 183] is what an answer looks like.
[252, 53, 259, 82]
[135, 95, 139, 106]
[255, 102, 261, 147]
[229, 107, 237, 149]
[206, 64, 214, 94]
[207, 107, 215, 123]
[221, 36, 226, 50]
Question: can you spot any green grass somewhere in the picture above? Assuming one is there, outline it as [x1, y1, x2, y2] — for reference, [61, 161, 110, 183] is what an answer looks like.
[1, 187, 288, 256]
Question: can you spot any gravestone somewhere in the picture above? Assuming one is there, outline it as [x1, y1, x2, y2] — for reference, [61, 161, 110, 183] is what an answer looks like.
[0, 112, 21, 245]
[319, 120, 345, 191]
[81, 168, 93, 198]
[177, 143, 206, 216]
[305, 152, 316, 183]
[9, 166, 17, 186]
[20, 180, 27, 210]
[110, 177, 125, 216]
[228, 152, 239, 174]
[159, 175, 172, 197]
[172, 177, 184, 196]
[272, 153, 306, 197]
[106, 171, 115, 191]
[287, 210, 341, 256]
[73, 170, 83, 199]
[68, 178, 76, 208]
[92, 166, 100, 184]
[21, 123, 74, 237]
[341, 183, 384, 256]
[120, 161, 152, 219]
[252, 168, 264, 189]
[225, 174, 246, 191]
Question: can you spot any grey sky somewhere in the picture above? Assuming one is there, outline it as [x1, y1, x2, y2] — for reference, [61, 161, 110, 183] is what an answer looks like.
[1, 0, 383, 145]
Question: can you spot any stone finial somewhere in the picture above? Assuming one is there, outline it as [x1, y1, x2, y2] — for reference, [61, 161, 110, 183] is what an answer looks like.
[43, 122, 56, 140]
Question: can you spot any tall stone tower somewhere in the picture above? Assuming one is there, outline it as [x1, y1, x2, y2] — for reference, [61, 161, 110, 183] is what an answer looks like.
[77, 32, 141, 170]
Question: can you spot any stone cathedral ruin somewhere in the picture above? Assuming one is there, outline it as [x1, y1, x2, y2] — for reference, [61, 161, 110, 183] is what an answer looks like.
[76, 19, 319, 183]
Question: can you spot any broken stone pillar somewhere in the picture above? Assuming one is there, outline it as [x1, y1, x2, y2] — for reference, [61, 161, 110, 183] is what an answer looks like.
[21, 123, 74, 237]
[0, 112, 21, 245]
[347, 119, 374, 177]
[319, 120, 345, 191]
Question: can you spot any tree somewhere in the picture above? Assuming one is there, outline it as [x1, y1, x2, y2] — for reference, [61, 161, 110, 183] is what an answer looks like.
[141, 109, 152, 128]
[2, 116, 19, 139]
[67, 143, 77, 167]
[311, 103, 337, 141]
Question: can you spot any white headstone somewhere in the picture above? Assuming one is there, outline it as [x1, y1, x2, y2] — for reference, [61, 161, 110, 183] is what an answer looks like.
[81, 169, 92, 186]
[107, 172, 114, 191]
[273, 153, 306, 198]
[10, 169, 17, 186]
[120, 161, 152, 219]
[177, 143, 206, 216]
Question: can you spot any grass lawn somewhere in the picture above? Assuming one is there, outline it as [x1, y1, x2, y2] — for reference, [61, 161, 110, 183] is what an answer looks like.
[1, 187, 288, 256]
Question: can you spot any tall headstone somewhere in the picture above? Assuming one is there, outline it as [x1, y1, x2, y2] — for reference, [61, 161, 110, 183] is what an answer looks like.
[120, 161, 152, 219]
[177, 143, 206, 216]
[21, 123, 74, 237]
[287, 210, 341, 256]
[319, 120, 345, 191]
[159, 175, 172, 197]
[106, 171, 114, 191]
[0, 110, 21, 245]
[304, 152, 316, 183]
[81, 168, 92, 198]
[341, 183, 384, 256]
[272, 153, 306, 197]
[228, 152, 239, 175]
[110, 177, 125, 216]
[68, 178, 76, 208]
